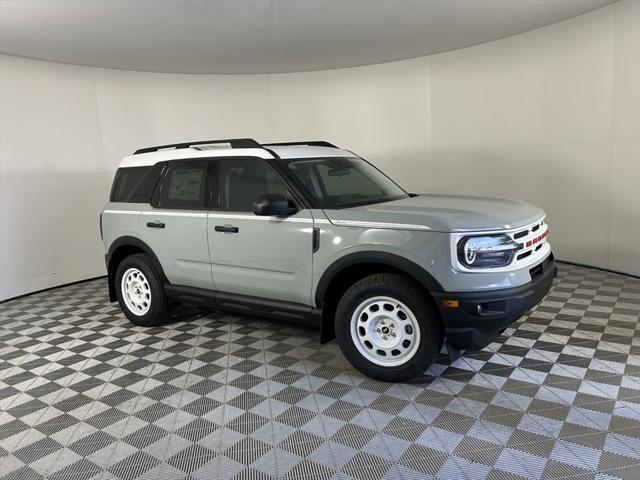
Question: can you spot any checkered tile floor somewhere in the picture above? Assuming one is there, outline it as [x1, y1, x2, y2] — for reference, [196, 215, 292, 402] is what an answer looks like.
[1, 263, 639, 480]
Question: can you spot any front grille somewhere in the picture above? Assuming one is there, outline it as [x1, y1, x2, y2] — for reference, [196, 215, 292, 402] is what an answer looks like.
[507, 218, 549, 266]
[517, 250, 532, 260]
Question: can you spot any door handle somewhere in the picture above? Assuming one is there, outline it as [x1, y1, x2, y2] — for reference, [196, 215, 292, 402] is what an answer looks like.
[215, 225, 239, 233]
[146, 221, 165, 229]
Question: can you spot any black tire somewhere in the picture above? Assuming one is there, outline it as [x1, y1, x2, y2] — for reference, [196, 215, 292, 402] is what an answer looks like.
[115, 253, 171, 326]
[335, 273, 443, 382]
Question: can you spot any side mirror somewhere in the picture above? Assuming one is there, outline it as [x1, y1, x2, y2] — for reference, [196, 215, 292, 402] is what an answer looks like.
[253, 194, 298, 217]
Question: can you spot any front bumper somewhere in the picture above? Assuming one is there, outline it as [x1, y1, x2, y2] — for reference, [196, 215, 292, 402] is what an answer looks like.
[432, 253, 557, 350]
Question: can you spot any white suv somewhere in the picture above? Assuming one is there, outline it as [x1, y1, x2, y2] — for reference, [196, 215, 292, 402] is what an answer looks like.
[101, 138, 556, 381]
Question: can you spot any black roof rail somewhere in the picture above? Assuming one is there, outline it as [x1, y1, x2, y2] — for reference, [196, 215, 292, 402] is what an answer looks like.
[262, 140, 339, 149]
[133, 138, 261, 155]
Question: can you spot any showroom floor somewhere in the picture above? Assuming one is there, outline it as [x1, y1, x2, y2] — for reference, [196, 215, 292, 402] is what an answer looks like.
[0, 264, 639, 480]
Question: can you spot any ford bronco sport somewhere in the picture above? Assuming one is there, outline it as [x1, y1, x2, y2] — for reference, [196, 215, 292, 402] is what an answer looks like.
[101, 138, 556, 381]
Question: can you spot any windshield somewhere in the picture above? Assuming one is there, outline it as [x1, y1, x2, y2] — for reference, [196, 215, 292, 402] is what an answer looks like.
[286, 157, 409, 208]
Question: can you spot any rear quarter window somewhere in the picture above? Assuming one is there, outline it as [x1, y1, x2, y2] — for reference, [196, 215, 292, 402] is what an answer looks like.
[110, 164, 164, 203]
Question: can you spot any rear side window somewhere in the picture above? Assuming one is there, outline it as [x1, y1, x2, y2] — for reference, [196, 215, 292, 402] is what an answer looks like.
[111, 166, 156, 203]
[158, 160, 209, 210]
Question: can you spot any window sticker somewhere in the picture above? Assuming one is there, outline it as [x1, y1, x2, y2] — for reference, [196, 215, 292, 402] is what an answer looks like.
[168, 169, 203, 201]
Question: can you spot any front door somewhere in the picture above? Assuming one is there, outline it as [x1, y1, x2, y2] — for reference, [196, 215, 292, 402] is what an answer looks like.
[207, 157, 314, 305]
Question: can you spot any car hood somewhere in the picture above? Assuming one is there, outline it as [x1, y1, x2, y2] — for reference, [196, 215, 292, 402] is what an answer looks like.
[322, 194, 544, 233]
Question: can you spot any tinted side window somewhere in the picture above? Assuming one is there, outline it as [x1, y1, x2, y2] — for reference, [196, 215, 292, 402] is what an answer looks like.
[214, 158, 288, 211]
[159, 160, 208, 210]
[111, 167, 151, 202]
[128, 163, 165, 203]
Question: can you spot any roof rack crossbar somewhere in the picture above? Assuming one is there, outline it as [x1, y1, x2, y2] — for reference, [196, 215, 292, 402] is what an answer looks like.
[262, 141, 338, 148]
[134, 138, 261, 155]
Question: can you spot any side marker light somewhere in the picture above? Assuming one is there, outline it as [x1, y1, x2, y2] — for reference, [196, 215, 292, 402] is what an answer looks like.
[442, 299, 460, 308]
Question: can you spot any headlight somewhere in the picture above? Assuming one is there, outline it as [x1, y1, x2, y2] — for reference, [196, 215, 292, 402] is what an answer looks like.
[457, 234, 519, 269]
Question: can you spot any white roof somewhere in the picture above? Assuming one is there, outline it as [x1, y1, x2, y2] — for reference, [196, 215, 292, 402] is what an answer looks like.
[117, 144, 355, 168]
[118, 148, 273, 168]
[266, 145, 355, 159]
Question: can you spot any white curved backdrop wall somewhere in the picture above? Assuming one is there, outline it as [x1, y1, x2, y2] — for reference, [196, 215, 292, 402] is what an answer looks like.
[1, 1, 638, 300]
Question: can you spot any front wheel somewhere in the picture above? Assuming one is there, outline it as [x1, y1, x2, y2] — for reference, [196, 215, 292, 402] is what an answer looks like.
[335, 273, 443, 382]
[115, 253, 171, 326]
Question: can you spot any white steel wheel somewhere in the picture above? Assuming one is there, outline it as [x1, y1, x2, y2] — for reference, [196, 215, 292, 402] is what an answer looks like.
[121, 267, 151, 316]
[350, 296, 421, 367]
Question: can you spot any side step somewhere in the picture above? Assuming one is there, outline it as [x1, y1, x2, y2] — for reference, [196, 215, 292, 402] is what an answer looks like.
[164, 284, 320, 326]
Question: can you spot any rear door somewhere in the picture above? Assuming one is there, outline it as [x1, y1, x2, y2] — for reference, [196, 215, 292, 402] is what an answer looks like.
[207, 157, 314, 305]
[137, 159, 214, 290]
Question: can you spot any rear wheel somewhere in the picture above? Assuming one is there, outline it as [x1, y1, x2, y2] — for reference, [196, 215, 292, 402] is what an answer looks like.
[335, 273, 442, 381]
[115, 253, 170, 326]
